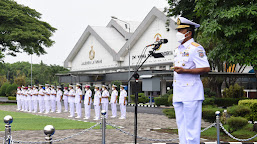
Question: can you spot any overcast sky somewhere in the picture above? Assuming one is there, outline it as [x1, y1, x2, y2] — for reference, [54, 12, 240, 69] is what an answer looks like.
[4, 0, 169, 66]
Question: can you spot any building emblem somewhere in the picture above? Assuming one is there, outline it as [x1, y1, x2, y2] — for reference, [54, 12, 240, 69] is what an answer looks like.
[89, 46, 95, 60]
[154, 33, 162, 51]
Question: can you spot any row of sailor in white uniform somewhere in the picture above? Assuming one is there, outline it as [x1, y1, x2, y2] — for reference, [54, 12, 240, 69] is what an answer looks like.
[16, 84, 127, 120]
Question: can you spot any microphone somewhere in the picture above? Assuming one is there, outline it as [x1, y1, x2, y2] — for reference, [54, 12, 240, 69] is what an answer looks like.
[146, 39, 168, 50]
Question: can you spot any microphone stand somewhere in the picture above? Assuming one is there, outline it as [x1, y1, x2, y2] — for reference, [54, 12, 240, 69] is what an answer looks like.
[128, 48, 158, 144]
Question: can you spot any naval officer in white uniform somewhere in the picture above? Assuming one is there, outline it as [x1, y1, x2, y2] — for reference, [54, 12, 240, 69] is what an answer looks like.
[173, 17, 210, 144]
[110, 85, 118, 118]
[84, 85, 92, 119]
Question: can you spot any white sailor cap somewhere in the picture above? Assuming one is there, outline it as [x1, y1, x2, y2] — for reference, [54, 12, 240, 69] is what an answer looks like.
[45, 84, 50, 86]
[39, 84, 43, 87]
[102, 85, 108, 89]
[28, 85, 31, 88]
[76, 83, 81, 86]
[57, 86, 61, 89]
[22, 86, 25, 88]
[69, 85, 73, 88]
[34, 85, 38, 88]
[176, 17, 200, 30]
[51, 85, 55, 88]
[120, 85, 126, 88]
[112, 84, 117, 88]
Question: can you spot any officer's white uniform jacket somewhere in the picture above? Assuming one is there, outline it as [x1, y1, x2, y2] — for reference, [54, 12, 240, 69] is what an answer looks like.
[50, 89, 56, 100]
[32, 89, 38, 100]
[93, 90, 101, 105]
[75, 88, 82, 103]
[16, 89, 20, 100]
[44, 88, 51, 100]
[68, 89, 75, 103]
[119, 89, 127, 104]
[56, 90, 62, 101]
[27, 89, 32, 100]
[110, 90, 118, 104]
[101, 89, 109, 104]
[173, 38, 210, 102]
[38, 88, 44, 100]
[84, 89, 92, 105]
[63, 90, 68, 101]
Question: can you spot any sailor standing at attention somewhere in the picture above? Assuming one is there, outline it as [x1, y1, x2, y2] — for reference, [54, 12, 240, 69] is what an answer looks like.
[68, 85, 75, 118]
[38, 84, 45, 113]
[63, 87, 69, 112]
[75, 83, 82, 118]
[28, 86, 33, 113]
[101, 85, 110, 118]
[32, 85, 39, 113]
[93, 85, 101, 120]
[84, 85, 92, 120]
[16, 87, 21, 111]
[173, 17, 210, 144]
[110, 85, 118, 118]
[119, 85, 127, 119]
[56, 86, 62, 113]
[21, 86, 25, 112]
[44, 84, 51, 114]
[50, 85, 57, 113]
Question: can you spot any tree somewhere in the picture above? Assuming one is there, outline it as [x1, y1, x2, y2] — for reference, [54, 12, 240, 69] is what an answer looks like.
[165, 0, 257, 97]
[0, 0, 56, 58]
[14, 75, 26, 86]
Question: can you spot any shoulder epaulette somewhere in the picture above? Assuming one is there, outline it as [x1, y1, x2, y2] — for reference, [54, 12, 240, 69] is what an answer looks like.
[191, 42, 200, 47]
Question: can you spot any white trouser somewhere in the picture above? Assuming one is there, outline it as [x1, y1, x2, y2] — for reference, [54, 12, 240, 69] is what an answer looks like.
[84, 103, 91, 118]
[173, 100, 203, 144]
[101, 103, 108, 118]
[22, 99, 25, 110]
[64, 99, 68, 111]
[29, 98, 33, 112]
[76, 102, 81, 117]
[111, 103, 117, 117]
[56, 100, 61, 112]
[51, 99, 56, 112]
[25, 99, 29, 111]
[39, 99, 44, 113]
[17, 99, 21, 110]
[44, 100, 50, 113]
[120, 104, 126, 118]
[33, 99, 38, 112]
[94, 105, 100, 119]
[69, 102, 75, 117]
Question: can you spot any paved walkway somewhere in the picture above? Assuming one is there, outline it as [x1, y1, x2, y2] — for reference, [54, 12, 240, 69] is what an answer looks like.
[0, 105, 212, 143]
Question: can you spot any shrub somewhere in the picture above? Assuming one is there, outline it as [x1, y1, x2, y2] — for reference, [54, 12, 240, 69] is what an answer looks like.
[6, 83, 18, 96]
[238, 99, 257, 121]
[130, 93, 149, 104]
[227, 105, 251, 117]
[8, 96, 16, 100]
[0, 83, 10, 96]
[203, 98, 215, 105]
[163, 108, 175, 119]
[204, 88, 216, 97]
[214, 98, 246, 107]
[168, 94, 173, 104]
[167, 90, 173, 95]
[202, 106, 223, 122]
[223, 83, 245, 98]
[227, 116, 248, 133]
[154, 97, 170, 106]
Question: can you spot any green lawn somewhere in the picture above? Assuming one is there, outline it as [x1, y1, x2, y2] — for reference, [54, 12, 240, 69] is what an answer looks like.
[0, 110, 106, 131]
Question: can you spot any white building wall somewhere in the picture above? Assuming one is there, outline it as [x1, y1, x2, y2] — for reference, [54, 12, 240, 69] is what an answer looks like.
[122, 18, 179, 67]
[71, 35, 118, 71]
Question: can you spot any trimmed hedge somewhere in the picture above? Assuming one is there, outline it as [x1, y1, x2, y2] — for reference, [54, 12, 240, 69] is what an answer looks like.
[8, 96, 16, 100]
[154, 97, 170, 106]
[202, 106, 223, 122]
[214, 98, 246, 107]
[223, 83, 245, 98]
[227, 105, 251, 117]
[203, 98, 215, 105]
[238, 99, 257, 121]
[130, 93, 149, 104]
[227, 116, 248, 133]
